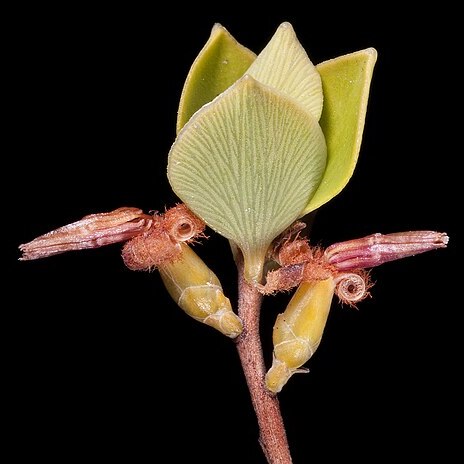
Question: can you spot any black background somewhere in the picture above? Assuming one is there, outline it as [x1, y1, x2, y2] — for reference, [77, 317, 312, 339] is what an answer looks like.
[8, 6, 459, 463]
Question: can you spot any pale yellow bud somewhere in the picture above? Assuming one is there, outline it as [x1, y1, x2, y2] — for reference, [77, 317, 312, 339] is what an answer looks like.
[159, 243, 243, 338]
[265, 278, 335, 393]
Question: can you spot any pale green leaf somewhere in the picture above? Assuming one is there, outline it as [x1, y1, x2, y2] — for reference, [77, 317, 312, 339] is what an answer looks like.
[301, 48, 377, 215]
[176, 23, 256, 133]
[246, 22, 323, 121]
[168, 76, 327, 282]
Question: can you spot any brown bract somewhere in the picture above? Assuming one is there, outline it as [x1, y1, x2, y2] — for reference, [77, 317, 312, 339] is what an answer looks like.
[122, 204, 206, 271]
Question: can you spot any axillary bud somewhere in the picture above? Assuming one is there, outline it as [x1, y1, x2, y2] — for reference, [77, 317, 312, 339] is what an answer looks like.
[265, 278, 335, 393]
[159, 243, 243, 338]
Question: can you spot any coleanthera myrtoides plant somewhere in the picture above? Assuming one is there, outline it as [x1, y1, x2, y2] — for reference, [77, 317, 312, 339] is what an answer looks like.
[19, 22, 449, 464]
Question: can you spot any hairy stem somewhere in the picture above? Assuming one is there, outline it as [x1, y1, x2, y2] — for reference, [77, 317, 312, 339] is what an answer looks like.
[235, 258, 292, 463]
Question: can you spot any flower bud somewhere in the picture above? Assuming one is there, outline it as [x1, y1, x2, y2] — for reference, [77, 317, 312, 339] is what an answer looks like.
[265, 278, 335, 393]
[159, 243, 243, 338]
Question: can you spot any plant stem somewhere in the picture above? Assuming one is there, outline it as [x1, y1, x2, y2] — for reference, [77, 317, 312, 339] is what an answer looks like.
[235, 258, 292, 464]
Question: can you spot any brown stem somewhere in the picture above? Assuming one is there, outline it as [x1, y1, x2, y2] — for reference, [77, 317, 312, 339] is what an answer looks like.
[235, 258, 292, 464]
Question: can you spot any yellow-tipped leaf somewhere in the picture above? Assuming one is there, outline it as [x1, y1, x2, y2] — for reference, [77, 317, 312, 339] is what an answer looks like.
[176, 23, 256, 133]
[301, 48, 377, 215]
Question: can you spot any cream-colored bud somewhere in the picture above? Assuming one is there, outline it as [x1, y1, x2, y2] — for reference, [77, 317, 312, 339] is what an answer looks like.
[159, 243, 243, 338]
[265, 278, 335, 393]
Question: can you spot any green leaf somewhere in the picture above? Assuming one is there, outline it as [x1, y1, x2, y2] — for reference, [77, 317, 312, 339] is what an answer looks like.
[301, 48, 377, 215]
[246, 22, 323, 121]
[168, 76, 327, 282]
[176, 23, 256, 133]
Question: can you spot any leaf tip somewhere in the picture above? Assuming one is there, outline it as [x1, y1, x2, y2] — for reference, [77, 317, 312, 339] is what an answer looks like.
[211, 22, 225, 33]
[361, 47, 378, 67]
[278, 21, 295, 31]
[365, 46, 378, 58]
[273, 21, 298, 42]
[209, 22, 232, 41]
[353, 47, 378, 67]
